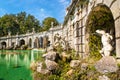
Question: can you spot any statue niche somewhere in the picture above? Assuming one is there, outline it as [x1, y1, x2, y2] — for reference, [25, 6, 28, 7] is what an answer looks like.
[96, 30, 113, 56]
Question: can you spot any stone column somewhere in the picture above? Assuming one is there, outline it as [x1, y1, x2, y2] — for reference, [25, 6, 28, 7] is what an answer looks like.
[16, 33, 19, 46]
[31, 38, 34, 49]
[31, 28, 35, 48]
[115, 19, 120, 59]
[7, 31, 12, 48]
[51, 22, 54, 47]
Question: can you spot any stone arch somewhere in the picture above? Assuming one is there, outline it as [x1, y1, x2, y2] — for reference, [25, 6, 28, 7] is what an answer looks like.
[19, 39, 25, 46]
[34, 37, 40, 48]
[28, 38, 32, 48]
[47, 36, 51, 47]
[1, 41, 7, 49]
[85, 4, 115, 57]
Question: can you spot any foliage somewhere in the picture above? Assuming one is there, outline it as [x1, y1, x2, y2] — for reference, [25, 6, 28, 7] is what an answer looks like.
[0, 12, 59, 37]
[33, 50, 120, 80]
[0, 12, 42, 37]
[86, 4, 115, 58]
[42, 17, 59, 31]
[89, 35, 102, 59]
[53, 44, 63, 53]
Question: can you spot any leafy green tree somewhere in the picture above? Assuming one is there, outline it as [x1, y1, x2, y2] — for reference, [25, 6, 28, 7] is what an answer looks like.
[0, 14, 19, 36]
[42, 17, 59, 31]
[16, 12, 26, 34]
[25, 14, 41, 33]
[0, 12, 42, 36]
[16, 12, 41, 34]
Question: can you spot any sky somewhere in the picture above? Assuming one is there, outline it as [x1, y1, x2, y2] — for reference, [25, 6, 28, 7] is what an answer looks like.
[0, 0, 71, 23]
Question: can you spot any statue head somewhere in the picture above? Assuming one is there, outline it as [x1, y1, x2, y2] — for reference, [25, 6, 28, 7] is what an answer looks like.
[96, 30, 105, 35]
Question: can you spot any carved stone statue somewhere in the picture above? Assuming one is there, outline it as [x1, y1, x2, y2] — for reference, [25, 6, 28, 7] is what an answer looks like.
[53, 33, 71, 51]
[54, 33, 61, 44]
[96, 30, 113, 56]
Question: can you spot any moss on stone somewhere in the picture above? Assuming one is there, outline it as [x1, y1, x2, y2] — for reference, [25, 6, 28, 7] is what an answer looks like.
[86, 4, 115, 58]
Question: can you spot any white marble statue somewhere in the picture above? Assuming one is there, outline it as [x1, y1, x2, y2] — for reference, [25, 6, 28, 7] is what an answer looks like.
[96, 30, 113, 56]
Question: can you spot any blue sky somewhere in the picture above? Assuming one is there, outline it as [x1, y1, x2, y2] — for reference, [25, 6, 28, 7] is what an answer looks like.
[0, 0, 70, 23]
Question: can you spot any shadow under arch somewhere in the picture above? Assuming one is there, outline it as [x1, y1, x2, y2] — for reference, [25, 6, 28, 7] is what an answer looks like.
[39, 37, 43, 48]
[85, 4, 115, 57]
[19, 39, 25, 47]
[1, 41, 7, 49]
[34, 37, 40, 48]
[28, 38, 32, 48]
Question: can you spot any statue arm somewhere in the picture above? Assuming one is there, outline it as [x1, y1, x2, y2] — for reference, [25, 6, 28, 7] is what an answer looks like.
[106, 33, 113, 40]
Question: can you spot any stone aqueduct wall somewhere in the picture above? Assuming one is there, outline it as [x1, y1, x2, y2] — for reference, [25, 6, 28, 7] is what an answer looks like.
[88, 0, 120, 58]
[0, 0, 120, 58]
[89, 0, 120, 58]
[0, 26, 62, 49]
[63, 0, 120, 58]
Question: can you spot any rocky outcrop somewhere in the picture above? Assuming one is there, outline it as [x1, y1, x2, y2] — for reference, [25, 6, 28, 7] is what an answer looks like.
[70, 60, 81, 68]
[30, 61, 51, 75]
[21, 45, 28, 50]
[45, 59, 59, 71]
[81, 63, 88, 71]
[61, 52, 71, 62]
[98, 75, 110, 80]
[95, 56, 118, 74]
[66, 69, 74, 76]
[42, 51, 58, 61]
[30, 61, 37, 71]
[36, 62, 51, 75]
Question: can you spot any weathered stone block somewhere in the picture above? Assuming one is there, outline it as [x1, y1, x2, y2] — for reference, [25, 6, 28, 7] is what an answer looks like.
[81, 63, 88, 70]
[110, 1, 120, 20]
[116, 39, 120, 58]
[103, 0, 112, 7]
[115, 20, 120, 38]
[45, 59, 59, 71]
[99, 75, 110, 80]
[70, 60, 81, 68]
[66, 69, 74, 76]
[95, 56, 118, 74]
[96, 0, 103, 5]
[42, 51, 57, 61]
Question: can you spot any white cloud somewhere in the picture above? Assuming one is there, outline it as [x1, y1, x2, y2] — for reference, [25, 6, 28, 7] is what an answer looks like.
[0, 8, 7, 16]
[58, 0, 70, 23]
[59, 0, 69, 7]
[27, 8, 51, 22]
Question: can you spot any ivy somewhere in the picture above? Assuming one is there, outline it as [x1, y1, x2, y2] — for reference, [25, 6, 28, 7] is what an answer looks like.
[86, 4, 115, 58]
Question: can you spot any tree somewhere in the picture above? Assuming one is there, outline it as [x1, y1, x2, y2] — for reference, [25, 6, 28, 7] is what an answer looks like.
[0, 12, 42, 37]
[0, 14, 19, 36]
[25, 14, 41, 33]
[16, 12, 41, 34]
[42, 17, 59, 31]
[16, 12, 26, 34]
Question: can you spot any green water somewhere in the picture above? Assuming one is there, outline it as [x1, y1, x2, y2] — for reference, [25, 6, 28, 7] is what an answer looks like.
[0, 50, 43, 80]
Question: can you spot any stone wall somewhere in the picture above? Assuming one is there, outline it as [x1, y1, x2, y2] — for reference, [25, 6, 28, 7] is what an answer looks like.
[63, 0, 120, 58]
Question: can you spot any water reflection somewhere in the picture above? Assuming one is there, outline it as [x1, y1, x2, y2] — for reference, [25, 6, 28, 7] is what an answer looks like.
[0, 50, 42, 67]
[0, 50, 43, 80]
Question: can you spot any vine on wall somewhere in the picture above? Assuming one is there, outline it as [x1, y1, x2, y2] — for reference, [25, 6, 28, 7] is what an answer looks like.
[86, 4, 115, 58]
